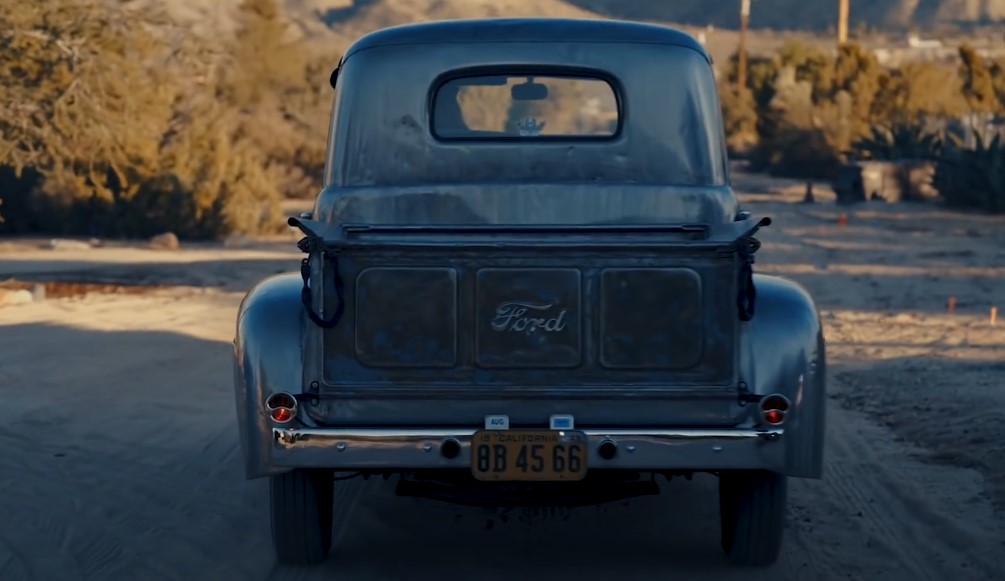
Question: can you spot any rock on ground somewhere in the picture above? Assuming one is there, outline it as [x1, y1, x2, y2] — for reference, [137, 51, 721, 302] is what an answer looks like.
[149, 232, 181, 250]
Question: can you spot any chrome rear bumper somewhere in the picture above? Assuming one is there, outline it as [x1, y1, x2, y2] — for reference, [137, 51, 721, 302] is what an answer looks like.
[270, 427, 785, 472]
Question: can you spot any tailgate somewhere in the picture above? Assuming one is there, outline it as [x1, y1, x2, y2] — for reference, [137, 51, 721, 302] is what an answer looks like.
[299, 222, 765, 401]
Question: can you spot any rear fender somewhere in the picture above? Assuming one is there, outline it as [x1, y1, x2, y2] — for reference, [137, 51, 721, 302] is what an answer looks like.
[233, 273, 307, 479]
[743, 273, 827, 479]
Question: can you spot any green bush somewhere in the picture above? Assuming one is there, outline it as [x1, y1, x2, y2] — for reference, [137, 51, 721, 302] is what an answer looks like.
[933, 130, 1005, 213]
[719, 86, 759, 156]
[753, 124, 842, 180]
[716, 38, 1005, 208]
[0, 0, 314, 240]
[851, 122, 942, 161]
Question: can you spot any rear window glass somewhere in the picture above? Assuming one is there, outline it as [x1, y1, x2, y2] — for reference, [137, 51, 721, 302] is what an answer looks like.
[432, 73, 619, 139]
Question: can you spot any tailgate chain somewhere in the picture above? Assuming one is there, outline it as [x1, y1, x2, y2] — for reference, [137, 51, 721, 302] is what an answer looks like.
[291, 219, 346, 329]
[736, 235, 760, 321]
[734, 216, 770, 322]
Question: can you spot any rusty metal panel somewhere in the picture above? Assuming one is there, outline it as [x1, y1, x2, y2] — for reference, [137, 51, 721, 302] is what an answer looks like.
[475, 268, 582, 368]
[318, 235, 741, 395]
[599, 268, 703, 370]
[354, 267, 458, 368]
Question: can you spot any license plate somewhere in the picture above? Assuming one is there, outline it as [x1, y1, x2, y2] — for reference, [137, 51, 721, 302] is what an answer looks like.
[470, 430, 588, 482]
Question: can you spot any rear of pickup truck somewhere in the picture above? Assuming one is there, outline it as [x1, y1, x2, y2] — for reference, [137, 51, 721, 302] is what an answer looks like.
[234, 215, 825, 567]
[237, 211, 832, 566]
[234, 16, 828, 568]
[241, 216, 800, 480]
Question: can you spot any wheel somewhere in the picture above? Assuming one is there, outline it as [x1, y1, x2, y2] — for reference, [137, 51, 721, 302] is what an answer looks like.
[270, 468, 335, 565]
[718, 470, 787, 567]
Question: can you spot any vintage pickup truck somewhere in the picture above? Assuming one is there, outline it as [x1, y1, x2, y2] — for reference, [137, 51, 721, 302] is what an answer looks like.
[233, 17, 826, 568]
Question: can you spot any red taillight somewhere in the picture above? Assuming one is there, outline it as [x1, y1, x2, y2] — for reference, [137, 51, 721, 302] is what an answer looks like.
[270, 406, 294, 423]
[265, 392, 297, 424]
[761, 395, 788, 411]
[758, 394, 790, 426]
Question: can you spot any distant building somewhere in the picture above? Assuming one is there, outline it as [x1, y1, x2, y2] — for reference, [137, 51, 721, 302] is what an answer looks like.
[907, 34, 943, 49]
[872, 33, 1005, 66]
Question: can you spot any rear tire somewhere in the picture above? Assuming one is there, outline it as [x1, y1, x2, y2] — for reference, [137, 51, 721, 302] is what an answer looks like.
[718, 470, 787, 567]
[270, 469, 335, 565]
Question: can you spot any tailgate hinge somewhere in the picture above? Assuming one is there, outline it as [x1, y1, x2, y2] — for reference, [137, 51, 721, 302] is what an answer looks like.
[737, 381, 762, 406]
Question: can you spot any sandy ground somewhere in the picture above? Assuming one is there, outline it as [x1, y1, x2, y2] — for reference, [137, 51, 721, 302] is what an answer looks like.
[1, 173, 1004, 580]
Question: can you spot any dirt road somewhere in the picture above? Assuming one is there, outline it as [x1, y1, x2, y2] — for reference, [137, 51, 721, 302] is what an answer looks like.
[1, 182, 1004, 580]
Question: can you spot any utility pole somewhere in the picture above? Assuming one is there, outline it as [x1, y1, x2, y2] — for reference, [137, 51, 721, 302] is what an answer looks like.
[837, 0, 850, 46]
[738, 0, 750, 91]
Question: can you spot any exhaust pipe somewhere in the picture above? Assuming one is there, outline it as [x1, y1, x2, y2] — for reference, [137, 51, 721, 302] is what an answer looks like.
[598, 439, 618, 460]
[440, 438, 461, 459]
[758, 394, 791, 426]
[265, 392, 298, 424]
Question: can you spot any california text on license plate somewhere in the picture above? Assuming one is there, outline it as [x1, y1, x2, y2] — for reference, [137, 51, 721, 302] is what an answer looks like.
[470, 430, 588, 482]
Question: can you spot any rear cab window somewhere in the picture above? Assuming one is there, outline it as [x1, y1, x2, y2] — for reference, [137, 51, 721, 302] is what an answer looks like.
[432, 73, 620, 139]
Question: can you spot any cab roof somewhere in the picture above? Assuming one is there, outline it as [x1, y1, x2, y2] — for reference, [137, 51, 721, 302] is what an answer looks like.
[343, 18, 711, 63]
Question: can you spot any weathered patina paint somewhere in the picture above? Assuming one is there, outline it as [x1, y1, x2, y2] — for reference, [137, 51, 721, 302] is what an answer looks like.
[234, 18, 825, 481]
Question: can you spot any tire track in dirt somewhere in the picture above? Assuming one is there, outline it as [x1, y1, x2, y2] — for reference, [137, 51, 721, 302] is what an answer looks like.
[0, 299, 268, 581]
[819, 442, 941, 580]
[0, 528, 62, 581]
[0, 451, 224, 581]
[0, 490, 181, 581]
[804, 399, 1003, 581]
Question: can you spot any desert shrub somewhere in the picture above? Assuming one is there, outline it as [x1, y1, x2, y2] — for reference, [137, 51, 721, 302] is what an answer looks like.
[17, 112, 283, 239]
[719, 86, 759, 156]
[932, 130, 1005, 213]
[0, 0, 297, 238]
[990, 57, 1005, 109]
[755, 123, 842, 179]
[872, 61, 967, 125]
[958, 45, 1002, 116]
[717, 53, 781, 156]
[746, 60, 847, 179]
[731, 42, 847, 178]
[775, 40, 835, 102]
[851, 122, 942, 161]
[829, 43, 886, 138]
[921, 46, 1005, 214]
[135, 99, 283, 238]
[222, 0, 332, 200]
[720, 40, 997, 185]
[0, 0, 172, 235]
